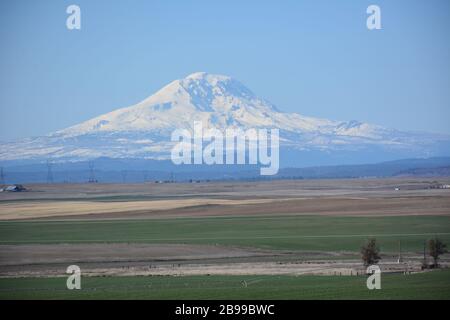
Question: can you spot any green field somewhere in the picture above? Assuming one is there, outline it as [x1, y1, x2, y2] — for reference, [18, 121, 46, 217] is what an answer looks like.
[1, 215, 449, 252]
[1, 215, 450, 299]
[1, 271, 450, 299]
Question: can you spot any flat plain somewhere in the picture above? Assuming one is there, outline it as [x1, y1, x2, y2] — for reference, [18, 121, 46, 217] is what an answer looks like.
[0, 178, 449, 299]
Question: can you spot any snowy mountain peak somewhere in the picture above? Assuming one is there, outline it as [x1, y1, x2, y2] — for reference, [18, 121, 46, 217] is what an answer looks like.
[1, 72, 449, 163]
[184, 71, 231, 82]
[58, 72, 279, 136]
[177, 72, 259, 111]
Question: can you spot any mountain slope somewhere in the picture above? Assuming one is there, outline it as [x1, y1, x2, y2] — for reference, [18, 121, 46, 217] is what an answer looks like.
[1, 72, 449, 165]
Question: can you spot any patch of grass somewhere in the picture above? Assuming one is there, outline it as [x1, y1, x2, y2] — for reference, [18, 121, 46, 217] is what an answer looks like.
[1, 270, 449, 299]
[0, 215, 449, 252]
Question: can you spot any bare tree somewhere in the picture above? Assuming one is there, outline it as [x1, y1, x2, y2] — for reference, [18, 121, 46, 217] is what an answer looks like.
[361, 238, 381, 266]
[428, 238, 448, 268]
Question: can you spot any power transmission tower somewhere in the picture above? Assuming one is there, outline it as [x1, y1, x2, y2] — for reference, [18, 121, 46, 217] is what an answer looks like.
[88, 161, 97, 183]
[0, 167, 5, 185]
[143, 170, 148, 183]
[121, 170, 127, 183]
[46, 160, 54, 184]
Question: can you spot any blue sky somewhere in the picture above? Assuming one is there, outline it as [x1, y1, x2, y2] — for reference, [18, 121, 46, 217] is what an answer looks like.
[0, 0, 449, 140]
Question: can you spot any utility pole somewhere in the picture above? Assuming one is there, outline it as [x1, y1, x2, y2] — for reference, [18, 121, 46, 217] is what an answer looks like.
[46, 160, 54, 184]
[397, 240, 403, 264]
[423, 240, 428, 269]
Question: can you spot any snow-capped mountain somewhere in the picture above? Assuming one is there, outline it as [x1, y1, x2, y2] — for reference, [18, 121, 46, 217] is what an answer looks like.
[1, 72, 449, 166]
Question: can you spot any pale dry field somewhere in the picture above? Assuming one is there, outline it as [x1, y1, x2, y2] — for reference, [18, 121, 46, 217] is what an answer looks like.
[0, 198, 276, 220]
[0, 178, 449, 220]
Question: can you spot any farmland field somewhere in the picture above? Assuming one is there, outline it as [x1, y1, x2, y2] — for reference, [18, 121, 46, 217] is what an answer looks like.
[1, 271, 450, 300]
[0, 179, 449, 299]
[0, 215, 449, 252]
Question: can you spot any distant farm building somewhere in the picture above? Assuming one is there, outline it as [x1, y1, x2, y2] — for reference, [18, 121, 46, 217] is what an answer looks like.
[0, 184, 27, 192]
